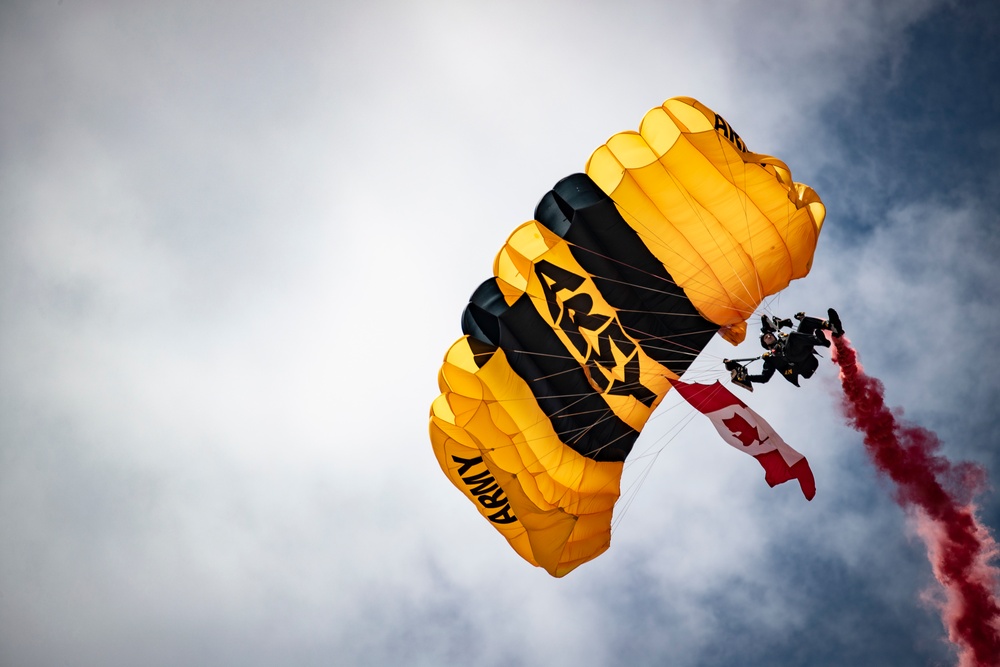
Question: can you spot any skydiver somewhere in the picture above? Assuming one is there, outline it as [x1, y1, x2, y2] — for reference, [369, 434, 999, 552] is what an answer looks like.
[749, 329, 815, 387]
[724, 309, 844, 388]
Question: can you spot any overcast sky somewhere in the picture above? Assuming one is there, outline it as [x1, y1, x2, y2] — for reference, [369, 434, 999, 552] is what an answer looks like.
[2, 1, 999, 666]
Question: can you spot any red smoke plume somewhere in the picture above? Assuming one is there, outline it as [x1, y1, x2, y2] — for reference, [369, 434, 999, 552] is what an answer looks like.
[831, 335, 1000, 667]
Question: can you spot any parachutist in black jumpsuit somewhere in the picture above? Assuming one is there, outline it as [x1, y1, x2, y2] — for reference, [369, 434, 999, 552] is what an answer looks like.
[747, 309, 843, 387]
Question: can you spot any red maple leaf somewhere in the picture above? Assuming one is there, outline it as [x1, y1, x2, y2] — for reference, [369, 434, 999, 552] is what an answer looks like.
[722, 413, 767, 448]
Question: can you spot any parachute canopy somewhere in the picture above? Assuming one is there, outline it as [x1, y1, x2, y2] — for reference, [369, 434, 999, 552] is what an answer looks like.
[430, 97, 825, 577]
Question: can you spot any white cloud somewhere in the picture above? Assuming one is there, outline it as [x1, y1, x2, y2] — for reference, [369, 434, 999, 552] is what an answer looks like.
[1, 1, 989, 665]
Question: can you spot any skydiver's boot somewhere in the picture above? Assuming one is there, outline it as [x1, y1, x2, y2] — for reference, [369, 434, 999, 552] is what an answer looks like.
[760, 314, 776, 333]
[774, 318, 793, 329]
[827, 308, 844, 338]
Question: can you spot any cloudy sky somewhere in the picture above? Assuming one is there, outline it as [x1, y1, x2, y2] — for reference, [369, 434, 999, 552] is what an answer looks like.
[2, 1, 999, 665]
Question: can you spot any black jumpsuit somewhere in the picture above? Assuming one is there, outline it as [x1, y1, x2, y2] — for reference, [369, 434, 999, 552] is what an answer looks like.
[749, 315, 830, 386]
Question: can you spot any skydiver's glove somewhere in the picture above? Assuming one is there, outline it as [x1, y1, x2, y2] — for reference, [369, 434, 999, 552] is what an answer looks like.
[724, 359, 740, 371]
[794, 312, 806, 320]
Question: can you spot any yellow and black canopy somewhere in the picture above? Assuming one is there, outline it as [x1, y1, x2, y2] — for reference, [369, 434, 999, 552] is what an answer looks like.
[430, 97, 825, 577]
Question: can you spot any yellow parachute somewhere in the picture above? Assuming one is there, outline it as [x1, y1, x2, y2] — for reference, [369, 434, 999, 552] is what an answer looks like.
[429, 97, 826, 577]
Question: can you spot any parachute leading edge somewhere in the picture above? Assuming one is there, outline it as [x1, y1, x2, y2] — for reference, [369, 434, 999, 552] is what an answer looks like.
[430, 97, 825, 576]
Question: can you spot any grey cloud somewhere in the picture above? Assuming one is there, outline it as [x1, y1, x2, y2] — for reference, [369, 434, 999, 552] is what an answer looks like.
[2, 1, 995, 666]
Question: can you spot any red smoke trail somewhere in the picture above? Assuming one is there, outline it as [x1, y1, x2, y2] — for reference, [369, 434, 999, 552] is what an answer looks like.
[831, 335, 1000, 667]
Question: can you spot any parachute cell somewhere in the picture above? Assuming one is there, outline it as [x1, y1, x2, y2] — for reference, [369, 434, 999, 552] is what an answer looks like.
[430, 97, 825, 576]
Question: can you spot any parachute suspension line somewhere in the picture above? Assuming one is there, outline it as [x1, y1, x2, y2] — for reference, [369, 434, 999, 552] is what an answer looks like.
[591, 151, 735, 307]
[467, 353, 722, 504]
[560, 396, 699, 517]
[666, 135, 767, 317]
[610, 177, 745, 313]
[475, 394, 604, 474]
[605, 155, 764, 321]
[504, 328, 718, 372]
[481, 291, 738, 386]
[769, 158, 817, 292]
[504, 342, 705, 368]
[530, 204, 719, 309]
[713, 127, 766, 310]
[667, 102, 768, 310]
[519, 281, 714, 326]
[507, 287, 721, 363]
[530, 387, 721, 517]
[473, 395, 639, 514]
[584, 374, 724, 520]
[611, 403, 700, 534]
[486, 346, 732, 511]
[558, 239, 688, 293]
[656, 141, 765, 317]
[558, 427, 640, 514]
[676, 129, 762, 312]
[611, 448, 660, 532]
[557, 237, 758, 318]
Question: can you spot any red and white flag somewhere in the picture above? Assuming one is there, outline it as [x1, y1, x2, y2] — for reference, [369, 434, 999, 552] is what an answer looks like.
[670, 379, 816, 500]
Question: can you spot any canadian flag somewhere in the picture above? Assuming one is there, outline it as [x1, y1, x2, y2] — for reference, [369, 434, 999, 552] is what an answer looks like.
[670, 380, 816, 500]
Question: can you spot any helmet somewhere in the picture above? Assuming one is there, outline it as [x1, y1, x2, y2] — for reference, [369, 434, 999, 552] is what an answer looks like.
[760, 332, 778, 348]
